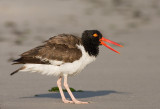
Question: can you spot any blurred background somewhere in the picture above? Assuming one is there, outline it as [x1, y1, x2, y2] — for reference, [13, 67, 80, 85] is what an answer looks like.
[0, 0, 160, 109]
[0, 0, 160, 46]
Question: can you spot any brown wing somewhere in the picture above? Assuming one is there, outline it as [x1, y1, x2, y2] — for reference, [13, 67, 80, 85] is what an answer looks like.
[13, 34, 82, 65]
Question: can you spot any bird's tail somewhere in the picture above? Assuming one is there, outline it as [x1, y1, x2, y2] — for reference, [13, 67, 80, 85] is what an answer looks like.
[10, 66, 25, 76]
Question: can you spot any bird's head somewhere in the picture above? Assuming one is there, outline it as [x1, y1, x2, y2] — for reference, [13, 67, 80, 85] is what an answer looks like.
[82, 30, 123, 54]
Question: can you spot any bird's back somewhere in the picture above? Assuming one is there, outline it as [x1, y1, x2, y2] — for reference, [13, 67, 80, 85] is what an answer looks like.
[13, 34, 83, 65]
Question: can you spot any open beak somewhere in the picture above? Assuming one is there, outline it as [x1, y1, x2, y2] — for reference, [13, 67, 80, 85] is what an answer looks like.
[99, 37, 123, 54]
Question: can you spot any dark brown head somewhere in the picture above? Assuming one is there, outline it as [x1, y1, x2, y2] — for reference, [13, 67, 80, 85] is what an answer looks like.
[82, 30, 123, 56]
[82, 30, 102, 47]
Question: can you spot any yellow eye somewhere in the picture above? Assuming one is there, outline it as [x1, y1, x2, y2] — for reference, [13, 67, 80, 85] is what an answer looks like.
[93, 33, 98, 37]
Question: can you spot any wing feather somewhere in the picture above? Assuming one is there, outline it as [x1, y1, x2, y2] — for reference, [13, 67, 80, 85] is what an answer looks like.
[13, 34, 82, 65]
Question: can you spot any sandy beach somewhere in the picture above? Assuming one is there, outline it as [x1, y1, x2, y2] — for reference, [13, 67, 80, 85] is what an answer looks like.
[0, 0, 160, 109]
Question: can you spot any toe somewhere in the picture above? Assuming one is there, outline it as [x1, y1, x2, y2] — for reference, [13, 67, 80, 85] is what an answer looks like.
[62, 99, 74, 104]
[73, 100, 89, 104]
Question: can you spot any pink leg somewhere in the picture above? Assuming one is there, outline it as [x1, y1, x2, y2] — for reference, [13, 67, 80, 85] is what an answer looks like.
[57, 76, 73, 103]
[63, 75, 89, 104]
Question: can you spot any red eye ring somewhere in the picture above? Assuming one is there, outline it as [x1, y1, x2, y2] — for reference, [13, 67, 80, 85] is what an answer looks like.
[93, 33, 98, 37]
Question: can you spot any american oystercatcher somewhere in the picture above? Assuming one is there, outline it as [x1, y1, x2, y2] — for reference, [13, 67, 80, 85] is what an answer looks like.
[11, 30, 122, 104]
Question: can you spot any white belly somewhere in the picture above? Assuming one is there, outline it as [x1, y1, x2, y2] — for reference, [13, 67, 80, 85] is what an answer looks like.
[22, 45, 96, 76]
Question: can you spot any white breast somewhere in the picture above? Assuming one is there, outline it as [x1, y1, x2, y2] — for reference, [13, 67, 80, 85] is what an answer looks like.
[22, 45, 96, 76]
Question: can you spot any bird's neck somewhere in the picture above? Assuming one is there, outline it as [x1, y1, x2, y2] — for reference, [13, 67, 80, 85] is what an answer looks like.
[82, 40, 99, 57]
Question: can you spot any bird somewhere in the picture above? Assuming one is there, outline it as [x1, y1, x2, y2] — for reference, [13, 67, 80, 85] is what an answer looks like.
[11, 30, 122, 104]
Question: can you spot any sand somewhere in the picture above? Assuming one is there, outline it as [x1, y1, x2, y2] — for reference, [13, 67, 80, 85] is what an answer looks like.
[0, 0, 160, 109]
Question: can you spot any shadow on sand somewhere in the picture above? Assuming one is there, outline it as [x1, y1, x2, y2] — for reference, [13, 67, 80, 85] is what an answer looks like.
[22, 90, 125, 99]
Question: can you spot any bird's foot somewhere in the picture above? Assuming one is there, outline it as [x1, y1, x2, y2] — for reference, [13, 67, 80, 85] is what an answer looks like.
[62, 99, 74, 104]
[73, 100, 89, 104]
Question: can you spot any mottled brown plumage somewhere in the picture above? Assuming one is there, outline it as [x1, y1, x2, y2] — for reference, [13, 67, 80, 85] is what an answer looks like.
[13, 34, 82, 65]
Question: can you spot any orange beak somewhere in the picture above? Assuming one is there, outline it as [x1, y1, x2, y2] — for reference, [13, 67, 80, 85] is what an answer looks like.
[99, 37, 123, 54]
